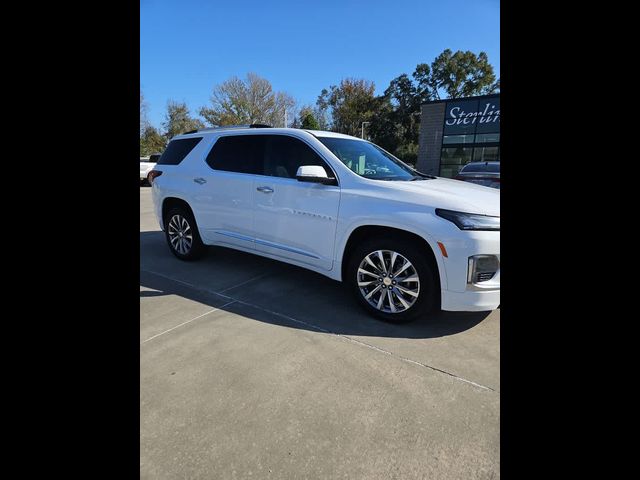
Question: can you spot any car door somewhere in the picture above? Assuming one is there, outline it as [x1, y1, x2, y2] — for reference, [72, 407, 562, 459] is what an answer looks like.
[252, 134, 340, 271]
[190, 134, 264, 250]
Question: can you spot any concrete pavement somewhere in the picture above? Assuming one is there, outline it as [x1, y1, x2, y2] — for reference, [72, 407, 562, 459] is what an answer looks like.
[140, 186, 500, 479]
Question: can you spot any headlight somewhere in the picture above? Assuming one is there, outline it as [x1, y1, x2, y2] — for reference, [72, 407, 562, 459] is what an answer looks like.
[435, 208, 500, 231]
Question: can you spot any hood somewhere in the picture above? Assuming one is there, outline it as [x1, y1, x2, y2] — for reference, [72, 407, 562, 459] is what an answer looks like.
[375, 177, 500, 216]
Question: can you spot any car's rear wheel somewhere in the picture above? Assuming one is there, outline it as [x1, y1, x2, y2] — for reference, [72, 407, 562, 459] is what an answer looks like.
[164, 206, 206, 260]
[346, 238, 437, 322]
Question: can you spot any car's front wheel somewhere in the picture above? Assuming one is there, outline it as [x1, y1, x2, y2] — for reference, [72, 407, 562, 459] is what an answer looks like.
[164, 206, 206, 260]
[346, 238, 438, 322]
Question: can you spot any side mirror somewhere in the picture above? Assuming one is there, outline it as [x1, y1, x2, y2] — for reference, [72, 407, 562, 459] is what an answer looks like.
[295, 165, 336, 185]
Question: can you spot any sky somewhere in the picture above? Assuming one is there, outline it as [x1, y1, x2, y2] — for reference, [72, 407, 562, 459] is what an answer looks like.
[140, 0, 500, 128]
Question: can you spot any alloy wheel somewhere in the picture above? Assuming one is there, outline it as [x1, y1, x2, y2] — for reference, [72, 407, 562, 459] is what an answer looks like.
[167, 214, 193, 255]
[357, 250, 420, 313]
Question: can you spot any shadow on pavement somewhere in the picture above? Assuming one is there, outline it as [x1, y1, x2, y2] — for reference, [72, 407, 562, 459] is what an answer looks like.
[140, 231, 491, 340]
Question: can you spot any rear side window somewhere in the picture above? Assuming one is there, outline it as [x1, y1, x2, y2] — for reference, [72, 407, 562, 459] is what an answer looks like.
[206, 135, 264, 174]
[157, 138, 202, 165]
[264, 135, 327, 178]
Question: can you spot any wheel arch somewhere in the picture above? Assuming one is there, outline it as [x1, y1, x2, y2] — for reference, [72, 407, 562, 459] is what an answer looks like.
[162, 197, 196, 226]
[338, 224, 446, 292]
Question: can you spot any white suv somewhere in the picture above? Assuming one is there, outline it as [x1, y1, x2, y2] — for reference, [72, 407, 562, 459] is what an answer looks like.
[140, 154, 161, 184]
[150, 125, 500, 322]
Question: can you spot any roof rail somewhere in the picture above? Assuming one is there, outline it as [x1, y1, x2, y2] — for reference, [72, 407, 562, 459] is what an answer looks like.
[182, 124, 273, 135]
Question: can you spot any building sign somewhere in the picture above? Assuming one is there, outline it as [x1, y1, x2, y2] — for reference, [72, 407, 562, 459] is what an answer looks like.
[445, 102, 500, 125]
[443, 97, 500, 134]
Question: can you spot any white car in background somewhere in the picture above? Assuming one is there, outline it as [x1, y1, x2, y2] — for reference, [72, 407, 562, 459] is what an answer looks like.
[140, 154, 161, 184]
[149, 125, 500, 322]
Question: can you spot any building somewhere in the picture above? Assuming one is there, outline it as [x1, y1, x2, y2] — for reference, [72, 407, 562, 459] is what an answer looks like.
[416, 94, 500, 178]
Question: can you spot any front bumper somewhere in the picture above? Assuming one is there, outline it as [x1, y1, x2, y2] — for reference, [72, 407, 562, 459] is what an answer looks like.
[432, 229, 500, 311]
[441, 288, 500, 311]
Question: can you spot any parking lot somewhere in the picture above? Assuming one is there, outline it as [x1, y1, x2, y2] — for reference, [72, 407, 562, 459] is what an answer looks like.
[140, 187, 500, 479]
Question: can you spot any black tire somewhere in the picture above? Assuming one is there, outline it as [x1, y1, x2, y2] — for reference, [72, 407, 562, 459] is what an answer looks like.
[164, 206, 206, 261]
[346, 237, 438, 323]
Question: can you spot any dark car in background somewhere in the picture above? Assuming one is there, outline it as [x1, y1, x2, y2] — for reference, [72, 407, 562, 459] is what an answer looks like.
[455, 161, 500, 189]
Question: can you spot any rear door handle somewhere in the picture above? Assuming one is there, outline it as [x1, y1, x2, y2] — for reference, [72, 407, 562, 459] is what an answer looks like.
[256, 186, 274, 193]
[193, 177, 207, 185]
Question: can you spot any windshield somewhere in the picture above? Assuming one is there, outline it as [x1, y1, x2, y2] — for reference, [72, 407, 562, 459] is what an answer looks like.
[318, 137, 420, 181]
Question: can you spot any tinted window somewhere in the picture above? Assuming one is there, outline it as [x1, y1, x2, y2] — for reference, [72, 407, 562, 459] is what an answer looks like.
[461, 163, 500, 173]
[440, 146, 473, 178]
[264, 135, 327, 178]
[474, 133, 500, 143]
[442, 134, 475, 144]
[157, 138, 202, 165]
[206, 135, 264, 174]
[318, 137, 417, 180]
[149, 154, 162, 162]
[472, 147, 500, 162]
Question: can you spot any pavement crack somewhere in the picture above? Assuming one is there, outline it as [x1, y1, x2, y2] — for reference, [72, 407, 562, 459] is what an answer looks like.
[140, 269, 495, 392]
[141, 300, 237, 344]
[338, 336, 496, 391]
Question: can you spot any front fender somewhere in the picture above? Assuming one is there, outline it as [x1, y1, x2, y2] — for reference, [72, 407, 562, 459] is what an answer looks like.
[333, 210, 449, 290]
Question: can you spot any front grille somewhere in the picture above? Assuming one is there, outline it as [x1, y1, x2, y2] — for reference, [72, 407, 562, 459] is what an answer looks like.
[476, 272, 496, 283]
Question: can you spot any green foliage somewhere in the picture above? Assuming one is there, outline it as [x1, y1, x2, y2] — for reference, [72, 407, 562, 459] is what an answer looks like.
[199, 73, 295, 127]
[140, 91, 148, 136]
[141, 49, 498, 169]
[140, 125, 167, 156]
[429, 49, 498, 99]
[298, 105, 320, 130]
[162, 100, 204, 140]
[318, 78, 377, 137]
[315, 49, 499, 165]
[394, 142, 419, 167]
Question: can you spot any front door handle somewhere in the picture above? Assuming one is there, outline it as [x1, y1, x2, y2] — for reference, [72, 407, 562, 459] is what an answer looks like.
[256, 186, 274, 193]
[193, 177, 207, 185]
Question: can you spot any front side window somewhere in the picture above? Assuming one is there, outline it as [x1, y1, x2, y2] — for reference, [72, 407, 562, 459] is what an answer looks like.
[157, 137, 202, 165]
[318, 137, 417, 181]
[263, 135, 328, 179]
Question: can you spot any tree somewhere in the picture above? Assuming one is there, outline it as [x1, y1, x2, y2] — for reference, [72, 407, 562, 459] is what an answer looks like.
[366, 49, 499, 165]
[429, 49, 498, 99]
[368, 72, 423, 164]
[383, 73, 421, 145]
[317, 78, 377, 136]
[314, 49, 499, 164]
[412, 63, 432, 105]
[140, 125, 167, 156]
[367, 96, 402, 153]
[298, 105, 320, 130]
[199, 73, 296, 127]
[140, 91, 149, 136]
[162, 100, 204, 140]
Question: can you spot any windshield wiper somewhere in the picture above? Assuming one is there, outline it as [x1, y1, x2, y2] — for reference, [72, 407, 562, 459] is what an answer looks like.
[410, 172, 436, 180]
